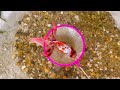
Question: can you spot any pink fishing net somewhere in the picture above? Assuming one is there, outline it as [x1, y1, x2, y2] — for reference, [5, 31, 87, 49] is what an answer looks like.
[44, 24, 85, 67]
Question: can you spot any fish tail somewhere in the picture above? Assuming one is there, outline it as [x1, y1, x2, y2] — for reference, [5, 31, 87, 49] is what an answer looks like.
[29, 38, 44, 47]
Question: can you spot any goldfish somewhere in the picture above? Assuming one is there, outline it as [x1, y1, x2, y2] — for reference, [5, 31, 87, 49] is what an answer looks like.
[29, 22, 76, 59]
[53, 41, 76, 58]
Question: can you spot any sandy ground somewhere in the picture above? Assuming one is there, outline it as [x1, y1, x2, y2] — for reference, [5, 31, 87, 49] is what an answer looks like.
[0, 11, 120, 79]
[0, 11, 30, 79]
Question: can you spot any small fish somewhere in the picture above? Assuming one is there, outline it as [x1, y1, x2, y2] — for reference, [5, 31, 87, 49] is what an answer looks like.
[53, 41, 76, 58]
[29, 22, 76, 58]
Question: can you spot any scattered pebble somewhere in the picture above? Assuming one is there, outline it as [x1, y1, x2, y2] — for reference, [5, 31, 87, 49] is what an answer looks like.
[104, 67, 107, 70]
[94, 64, 98, 67]
[61, 11, 63, 14]
[26, 17, 30, 21]
[47, 24, 51, 27]
[106, 30, 109, 33]
[33, 23, 36, 26]
[74, 15, 79, 21]
[65, 67, 70, 71]
[117, 41, 120, 46]
[63, 76, 67, 79]
[21, 66, 26, 70]
[109, 50, 113, 54]
[100, 68, 103, 70]
[111, 69, 113, 72]
[76, 76, 79, 79]
[49, 72, 56, 78]
[89, 69, 93, 72]
[44, 67, 49, 73]
[87, 63, 92, 67]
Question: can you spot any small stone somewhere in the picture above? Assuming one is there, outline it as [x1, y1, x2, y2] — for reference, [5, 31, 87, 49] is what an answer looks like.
[26, 17, 30, 21]
[116, 77, 120, 79]
[49, 72, 56, 78]
[110, 55, 114, 58]
[21, 65, 26, 70]
[3, 47, 7, 51]
[33, 15, 38, 18]
[115, 56, 118, 58]
[81, 74, 86, 79]
[99, 62, 102, 65]
[44, 67, 49, 73]
[97, 62, 99, 64]
[12, 54, 16, 59]
[63, 76, 67, 79]
[76, 76, 79, 79]
[104, 67, 107, 70]
[89, 69, 93, 72]
[98, 55, 102, 60]
[106, 31, 109, 33]
[110, 35, 114, 38]
[97, 11, 100, 14]
[23, 68, 28, 73]
[94, 64, 98, 67]
[110, 38, 112, 41]
[105, 77, 110, 79]
[111, 69, 113, 71]
[38, 31, 41, 33]
[75, 15, 79, 21]
[115, 34, 118, 37]
[33, 23, 36, 26]
[24, 23, 27, 26]
[47, 24, 51, 27]
[109, 50, 112, 54]
[65, 67, 70, 71]
[30, 77, 33, 79]
[87, 63, 92, 67]
[61, 11, 63, 14]
[97, 44, 100, 47]
[117, 41, 120, 46]
[89, 59, 93, 62]
[23, 55, 25, 58]
[100, 68, 103, 70]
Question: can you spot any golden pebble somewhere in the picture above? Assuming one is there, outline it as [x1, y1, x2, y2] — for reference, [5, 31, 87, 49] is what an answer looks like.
[21, 65, 26, 70]
[44, 67, 50, 73]
[63, 76, 67, 79]
[49, 72, 56, 78]
[65, 67, 71, 71]
[117, 41, 120, 46]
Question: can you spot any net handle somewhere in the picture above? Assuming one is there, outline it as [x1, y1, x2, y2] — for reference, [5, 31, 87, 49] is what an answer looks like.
[76, 63, 90, 79]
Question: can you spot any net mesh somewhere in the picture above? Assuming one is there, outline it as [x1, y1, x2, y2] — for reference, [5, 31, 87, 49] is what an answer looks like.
[45, 26, 83, 64]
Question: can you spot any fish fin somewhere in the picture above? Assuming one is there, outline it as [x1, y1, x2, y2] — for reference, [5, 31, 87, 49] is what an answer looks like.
[51, 21, 57, 41]
[29, 38, 44, 47]
[44, 41, 55, 57]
